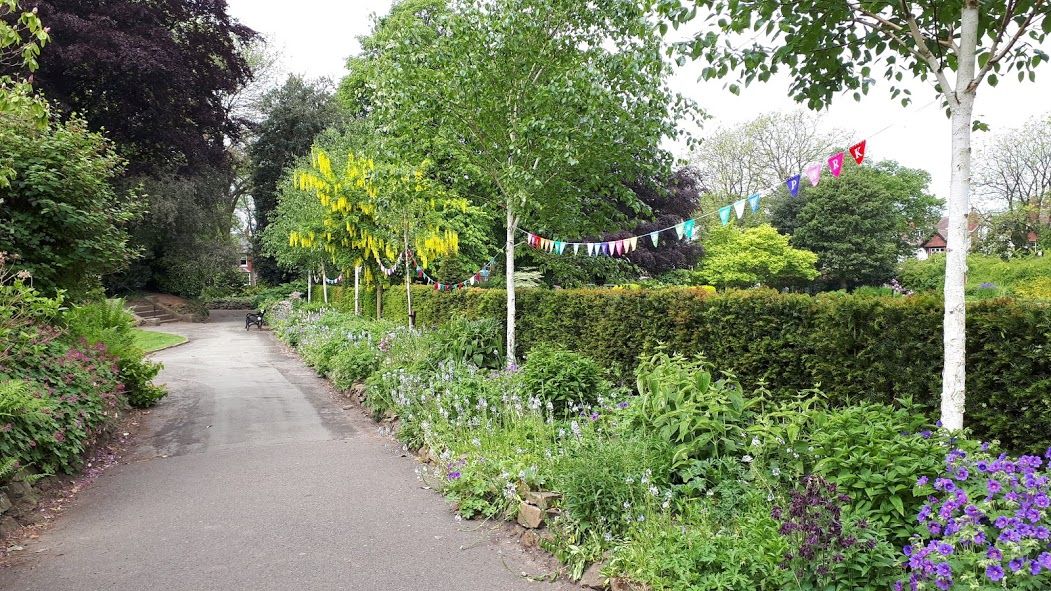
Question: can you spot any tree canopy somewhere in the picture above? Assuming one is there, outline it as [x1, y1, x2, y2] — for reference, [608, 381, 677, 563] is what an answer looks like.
[778, 160, 941, 289]
[22, 0, 256, 173]
[699, 224, 818, 289]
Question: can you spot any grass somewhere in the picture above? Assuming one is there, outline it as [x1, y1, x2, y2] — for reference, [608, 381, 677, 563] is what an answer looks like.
[131, 329, 187, 353]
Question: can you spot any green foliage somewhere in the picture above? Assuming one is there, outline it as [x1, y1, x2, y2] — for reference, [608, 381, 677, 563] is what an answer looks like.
[63, 299, 166, 408]
[329, 343, 380, 391]
[385, 286, 1051, 453]
[808, 402, 955, 546]
[774, 160, 941, 289]
[248, 75, 343, 284]
[555, 433, 673, 537]
[522, 343, 611, 414]
[431, 317, 503, 369]
[630, 352, 757, 480]
[699, 224, 818, 289]
[899, 253, 1051, 300]
[0, 108, 143, 297]
[609, 494, 789, 591]
[660, 1, 1049, 113]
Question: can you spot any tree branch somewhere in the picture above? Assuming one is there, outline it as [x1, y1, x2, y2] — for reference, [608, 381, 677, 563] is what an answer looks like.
[969, 0, 1047, 92]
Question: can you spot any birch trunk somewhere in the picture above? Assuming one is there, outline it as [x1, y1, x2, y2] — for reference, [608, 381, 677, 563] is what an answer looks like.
[404, 230, 414, 328]
[307, 271, 313, 303]
[354, 266, 361, 316]
[941, 3, 979, 431]
[505, 208, 517, 366]
[321, 263, 329, 305]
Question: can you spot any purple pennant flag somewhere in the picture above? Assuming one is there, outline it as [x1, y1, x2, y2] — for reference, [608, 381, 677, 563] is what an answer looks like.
[786, 174, 802, 198]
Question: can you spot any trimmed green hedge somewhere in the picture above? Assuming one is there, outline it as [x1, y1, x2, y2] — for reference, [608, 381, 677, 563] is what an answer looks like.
[379, 286, 1051, 453]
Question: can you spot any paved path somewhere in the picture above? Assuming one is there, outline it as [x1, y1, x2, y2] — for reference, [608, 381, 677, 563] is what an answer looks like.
[1, 312, 569, 591]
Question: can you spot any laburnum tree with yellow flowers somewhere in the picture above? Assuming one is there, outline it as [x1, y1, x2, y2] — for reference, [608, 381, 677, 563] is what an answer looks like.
[292, 146, 467, 325]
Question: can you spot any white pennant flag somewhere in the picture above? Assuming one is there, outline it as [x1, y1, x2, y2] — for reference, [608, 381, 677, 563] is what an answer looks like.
[674, 222, 685, 239]
[733, 199, 746, 219]
[573, 243, 580, 255]
[587, 243, 595, 256]
[627, 236, 638, 253]
[650, 231, 659, 247]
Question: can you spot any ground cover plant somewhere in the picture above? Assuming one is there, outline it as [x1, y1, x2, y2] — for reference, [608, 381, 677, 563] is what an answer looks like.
[271, 299, 1051, 590]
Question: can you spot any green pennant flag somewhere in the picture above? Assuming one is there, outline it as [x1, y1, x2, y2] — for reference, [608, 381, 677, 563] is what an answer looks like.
[719, 205, 733, 225]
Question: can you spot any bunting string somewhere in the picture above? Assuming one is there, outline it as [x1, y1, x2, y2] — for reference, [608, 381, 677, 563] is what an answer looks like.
[518, 138, 873, 256]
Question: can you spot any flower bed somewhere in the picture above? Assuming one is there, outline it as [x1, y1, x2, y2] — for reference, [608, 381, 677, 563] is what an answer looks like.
[272, 302, 1051, 590]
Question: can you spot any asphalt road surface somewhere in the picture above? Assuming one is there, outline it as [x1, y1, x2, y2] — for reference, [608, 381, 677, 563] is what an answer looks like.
[0, 311, 570, 591]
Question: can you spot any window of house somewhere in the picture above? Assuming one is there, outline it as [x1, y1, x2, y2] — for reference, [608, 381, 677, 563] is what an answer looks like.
[239, 257, 249, 267]
[928, 247, 945, 254]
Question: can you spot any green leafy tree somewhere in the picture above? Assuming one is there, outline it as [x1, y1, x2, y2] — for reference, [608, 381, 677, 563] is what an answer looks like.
[699, 224, 818, 289]
[0, 108, 142, 297]
[0, 0, 49, 182]
[358, 0, 691, 361]
[656, 0, 1051, 430]
[779, 161, 941, 289]
[248, 75, 343, 284]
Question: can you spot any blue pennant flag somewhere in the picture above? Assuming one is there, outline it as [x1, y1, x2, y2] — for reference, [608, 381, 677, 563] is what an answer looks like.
[683, 219, 696, 240]
[786, 174, 802, 198]
[748, 193, 761, 212]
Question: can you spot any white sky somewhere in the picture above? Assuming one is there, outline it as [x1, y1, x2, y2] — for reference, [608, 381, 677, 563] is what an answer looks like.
[228, 0, 1051, 202]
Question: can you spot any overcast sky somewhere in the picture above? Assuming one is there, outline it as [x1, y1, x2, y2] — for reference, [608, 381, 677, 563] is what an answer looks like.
[228, 0, 1051, 202]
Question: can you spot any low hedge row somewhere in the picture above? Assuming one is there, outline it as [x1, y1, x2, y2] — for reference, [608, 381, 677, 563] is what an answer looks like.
[378, 286, 1051, 453]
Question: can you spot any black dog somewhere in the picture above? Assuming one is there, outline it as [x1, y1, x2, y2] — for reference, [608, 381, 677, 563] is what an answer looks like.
[246, 310, 264, 330]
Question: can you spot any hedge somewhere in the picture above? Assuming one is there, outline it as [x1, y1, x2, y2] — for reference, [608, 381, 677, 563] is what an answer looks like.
[375, 286, 1051, 453]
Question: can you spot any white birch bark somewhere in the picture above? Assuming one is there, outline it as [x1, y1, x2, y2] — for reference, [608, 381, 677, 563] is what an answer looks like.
[321, 263, 329, 305]
[505, 208, 517, 366]
[941, 3, 979, 431]
[354, 266, 361, 316]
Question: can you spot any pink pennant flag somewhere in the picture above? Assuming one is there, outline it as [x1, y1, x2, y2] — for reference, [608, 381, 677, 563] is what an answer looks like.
[829, 152, 845, 177]
[849, 140, 866, 165]
[616, 239, 625, 255]
[805, 162, 822, 186]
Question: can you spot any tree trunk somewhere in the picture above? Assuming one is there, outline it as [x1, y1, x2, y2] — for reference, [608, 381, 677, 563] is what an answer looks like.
[322, 263, 329, 305]
[505, 209, 517, 366]
[354, 266, 361, 316]
[941, 4, 979, 432]
[307, 270, 313, 303]
[404, 230, 414, 328]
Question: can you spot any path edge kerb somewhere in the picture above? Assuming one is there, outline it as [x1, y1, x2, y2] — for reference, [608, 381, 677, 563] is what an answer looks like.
[145, 337, 190, 356]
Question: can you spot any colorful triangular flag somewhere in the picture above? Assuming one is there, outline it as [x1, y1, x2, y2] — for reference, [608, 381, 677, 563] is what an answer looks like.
[683, 219, 696, 240]
[674, 222, 685, 239]
[829, 152, 845, 177]
[849, 140, 866, 165]
[786, 174, 802, 198]
[805, 162, 822, 186]
[719, 205, 733, 225]
[649, 231, 659, 247]
[573, 243, 580, 255]
[733, 199, 746, 220]
[627, 236, 638, 252]
[748, 193, 761, 212]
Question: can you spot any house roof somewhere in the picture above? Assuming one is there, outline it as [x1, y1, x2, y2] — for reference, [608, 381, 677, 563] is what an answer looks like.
[921, 214, 982, 249]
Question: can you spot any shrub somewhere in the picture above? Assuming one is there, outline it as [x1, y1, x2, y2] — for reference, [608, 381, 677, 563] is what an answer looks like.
[521, 343, 610, 414]
[384, 286, 1051, 453]
[64, 299, 166, 408]
[330, 342, 380, 391]
[431, 317, 503, 369]
[629, 352, 758, 482]
[554, 433, 673, 536]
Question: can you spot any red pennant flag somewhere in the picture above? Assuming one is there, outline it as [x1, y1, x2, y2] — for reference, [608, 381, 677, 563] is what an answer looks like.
[849, 140, 866, 165]
[434, 282, 440, 291]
